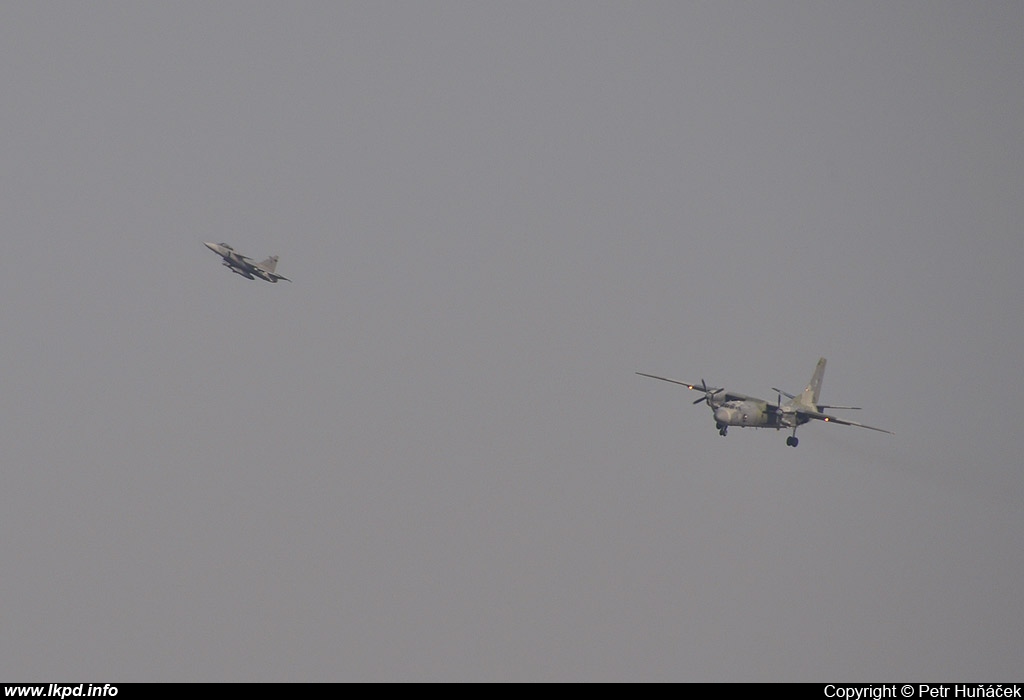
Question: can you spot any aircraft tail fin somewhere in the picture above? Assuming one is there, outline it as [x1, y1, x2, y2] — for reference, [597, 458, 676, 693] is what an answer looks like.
[259, 255, 279, 272]
[797, 357, 826, 407]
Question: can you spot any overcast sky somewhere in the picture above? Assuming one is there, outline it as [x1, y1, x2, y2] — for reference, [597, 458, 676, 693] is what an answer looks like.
[2, 1, 1021, 682]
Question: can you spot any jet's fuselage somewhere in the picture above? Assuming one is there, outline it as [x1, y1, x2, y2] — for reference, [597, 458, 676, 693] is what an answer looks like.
[204, 242, 289, 283]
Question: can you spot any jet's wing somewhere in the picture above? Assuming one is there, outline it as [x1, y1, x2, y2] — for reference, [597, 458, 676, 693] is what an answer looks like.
[252, 268, 290, 282]
[795, 409, 893, 434]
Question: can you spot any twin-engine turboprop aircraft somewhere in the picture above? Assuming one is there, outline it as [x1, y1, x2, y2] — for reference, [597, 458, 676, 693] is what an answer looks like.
[636, 358, 892, 446]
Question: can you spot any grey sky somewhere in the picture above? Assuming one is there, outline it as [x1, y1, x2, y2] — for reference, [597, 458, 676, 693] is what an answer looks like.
[2, 1, 1021, 681]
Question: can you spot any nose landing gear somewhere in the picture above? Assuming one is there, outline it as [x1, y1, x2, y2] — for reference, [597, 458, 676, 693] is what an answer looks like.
[785, 435, 799, 447]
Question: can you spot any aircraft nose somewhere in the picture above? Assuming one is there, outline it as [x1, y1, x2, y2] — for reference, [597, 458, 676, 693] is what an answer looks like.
[714, 407, 732, 424]
[204, 242, 219, 253]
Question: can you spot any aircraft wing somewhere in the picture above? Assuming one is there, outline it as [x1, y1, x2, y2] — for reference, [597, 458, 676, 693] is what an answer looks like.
[634, 372, 763, 403]
[796, 409, 893, 434]
[220, 254, 254, 268]
[252, 268, 290, 282]
[635, 372, 722, 393]
[630, 372, 712, 388]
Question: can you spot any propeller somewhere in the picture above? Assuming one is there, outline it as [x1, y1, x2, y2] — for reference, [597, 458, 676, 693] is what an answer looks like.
[772, 388, 799, 427]
[692, 379, 724, 406]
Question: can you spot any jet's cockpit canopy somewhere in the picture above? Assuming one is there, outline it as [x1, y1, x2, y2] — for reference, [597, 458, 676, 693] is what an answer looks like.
[219, 243, 234, 250]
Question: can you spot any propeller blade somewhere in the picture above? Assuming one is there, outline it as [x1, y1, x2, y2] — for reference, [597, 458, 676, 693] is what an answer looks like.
[691, 379, 724, 406]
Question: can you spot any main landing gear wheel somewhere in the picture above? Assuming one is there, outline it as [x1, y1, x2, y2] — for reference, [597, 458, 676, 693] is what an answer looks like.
[719, 427, 728, 437]
[786, 436, 799, 447]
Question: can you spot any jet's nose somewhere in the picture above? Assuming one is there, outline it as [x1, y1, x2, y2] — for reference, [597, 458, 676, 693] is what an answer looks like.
[204, 242, 218, 252]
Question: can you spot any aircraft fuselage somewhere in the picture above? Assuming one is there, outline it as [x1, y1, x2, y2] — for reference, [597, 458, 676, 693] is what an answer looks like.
[204, 242, 289, 283]
[712, 400, 809, 429]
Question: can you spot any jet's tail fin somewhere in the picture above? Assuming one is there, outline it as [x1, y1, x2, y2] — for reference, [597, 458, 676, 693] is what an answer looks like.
[259, 255, 279, 272]
[796, 357, 826, 407]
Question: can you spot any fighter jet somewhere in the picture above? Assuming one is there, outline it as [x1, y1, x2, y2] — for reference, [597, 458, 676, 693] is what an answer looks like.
[636, 357, 892, 446]
[204, 242, 290, 282]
